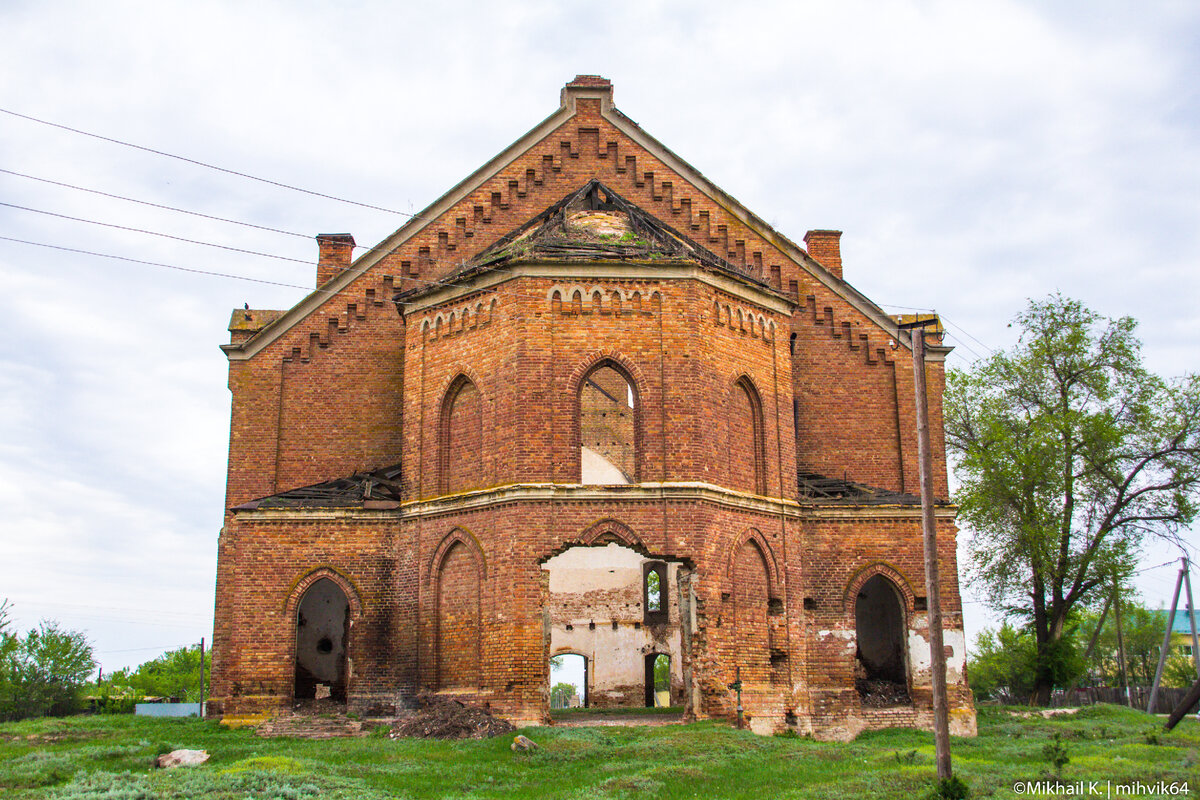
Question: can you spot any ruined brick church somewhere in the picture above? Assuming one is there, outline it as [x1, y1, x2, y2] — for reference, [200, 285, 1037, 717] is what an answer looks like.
[211, 76, 976, 739]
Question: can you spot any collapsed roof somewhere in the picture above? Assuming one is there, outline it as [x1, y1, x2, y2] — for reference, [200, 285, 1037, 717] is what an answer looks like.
[394, 179, 777, 306]
[232, 464, 403, 510]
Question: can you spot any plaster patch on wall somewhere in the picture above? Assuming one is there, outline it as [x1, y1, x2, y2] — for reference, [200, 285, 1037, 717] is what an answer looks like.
[907, 628, 967, 682]
[907, 629, 931, 674]
[818, 629, 855, 640]
[943, 630, 966, 682]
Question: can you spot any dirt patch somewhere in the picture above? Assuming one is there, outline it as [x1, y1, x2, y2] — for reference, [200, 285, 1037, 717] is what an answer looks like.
[857, 679, 911, 708]
[388, 696, 515, 740]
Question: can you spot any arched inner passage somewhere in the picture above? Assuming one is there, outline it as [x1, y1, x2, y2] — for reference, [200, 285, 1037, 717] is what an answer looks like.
[645, 653, 670, 707]
[543, 542, 683, 709]
[580, 365, 635, 484]
[855, 574, 911, 706]
[550, 653, 588, 708]
[294, 577, 349, 703]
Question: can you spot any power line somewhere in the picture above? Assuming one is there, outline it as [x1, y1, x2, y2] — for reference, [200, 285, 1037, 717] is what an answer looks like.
[940, 331, 988, 363]
[0, 166, 311, 239]
[0, 234, 498, 304]
[0, 106, 410, 217]
[939, 314, 997, 356]
[1135, 559, 1181, 575]
[0, 235, 318, 290]
[97, 642, 199, 655]
[1, 201, 312, 264]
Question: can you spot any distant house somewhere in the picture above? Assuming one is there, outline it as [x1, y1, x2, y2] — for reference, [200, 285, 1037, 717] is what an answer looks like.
[1170, 609, 1200, 657]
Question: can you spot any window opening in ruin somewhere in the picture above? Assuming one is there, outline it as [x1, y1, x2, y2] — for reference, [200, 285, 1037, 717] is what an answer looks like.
[643, 561, 668, 623]
[644, 653, 671, 707]
[549, 653, 588, 708]
[854, 574, 911, 707]
[543, 542, 684, 711]
[580, 365, 636, 484]
[293, 577, 349, 703]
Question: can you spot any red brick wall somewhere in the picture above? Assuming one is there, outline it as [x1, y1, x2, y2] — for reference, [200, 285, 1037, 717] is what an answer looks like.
[733, 538, 771, 682]
[435, 539, 482, 689]
[212, 87, 967, 736]
[221, 95, 949, 510]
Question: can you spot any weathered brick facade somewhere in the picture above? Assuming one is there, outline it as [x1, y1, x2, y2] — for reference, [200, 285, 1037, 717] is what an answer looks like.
[211, 76, 975, 739]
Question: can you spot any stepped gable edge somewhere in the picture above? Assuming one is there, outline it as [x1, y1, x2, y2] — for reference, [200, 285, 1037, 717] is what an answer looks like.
[222, 76, 943, 364]
[394, 179, 776, 305]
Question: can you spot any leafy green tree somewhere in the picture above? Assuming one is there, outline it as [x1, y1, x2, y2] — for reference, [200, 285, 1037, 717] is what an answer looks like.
[0, 620, 96, 721]
[550, 682, 577, 708]
[946, 295, 1200, 704]
[653, 654, 670, 693]
[1077, 597, 1168, 686]
[100, 644, 209, 703]
[966, 622, 1038, 700]
[1163, 649, 1198, 689]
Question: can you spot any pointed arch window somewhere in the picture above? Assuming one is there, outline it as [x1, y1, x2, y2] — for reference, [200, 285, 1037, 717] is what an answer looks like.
[439, 375, 483, 495]
[579, 362, 638, 484]
[729, 376, 766, 495]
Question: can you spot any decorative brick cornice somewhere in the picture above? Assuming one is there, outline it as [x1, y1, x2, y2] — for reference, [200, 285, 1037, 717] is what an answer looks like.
[231, 482, 958, 523]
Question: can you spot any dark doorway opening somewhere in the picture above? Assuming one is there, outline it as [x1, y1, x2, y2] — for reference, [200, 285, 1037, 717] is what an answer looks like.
[294, 578, 349, 703]
[854, 574, 910, 706]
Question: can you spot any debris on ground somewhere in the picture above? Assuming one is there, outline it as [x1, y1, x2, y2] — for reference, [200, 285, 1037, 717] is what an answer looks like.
[389, 696, 515, 740]
[856, 679, 912, 708]
[255, 701, 375, 739]
[511, 734, 539, 751]
[1009, 707, 1081, 719]
[154, 749, 209, 768]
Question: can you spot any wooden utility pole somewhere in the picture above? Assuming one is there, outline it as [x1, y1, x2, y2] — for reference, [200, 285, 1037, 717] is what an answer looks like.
[1165, 676, 1200, 732]
[1148, 558, 1200, 714]
[1182, 559, 1200, 681]
[1147, 561, 1186, 714]
[1113, 575, 1132, 708]
[902, 318, 952, 780]
[199, 638, 206, 718]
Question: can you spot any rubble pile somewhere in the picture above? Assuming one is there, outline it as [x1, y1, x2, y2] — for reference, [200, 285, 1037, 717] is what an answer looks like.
[389, 697, 515, 740]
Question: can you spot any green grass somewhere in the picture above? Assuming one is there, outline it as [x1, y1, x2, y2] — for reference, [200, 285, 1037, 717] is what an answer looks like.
[0, 705, 1195, 799]
[550, 705, 683, 718]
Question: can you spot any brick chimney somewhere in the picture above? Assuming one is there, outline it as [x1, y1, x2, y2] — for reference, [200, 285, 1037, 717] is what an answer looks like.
[804, 230, 843, 280]
[561, 75, 614, 113]
[316, 233, 355, 286]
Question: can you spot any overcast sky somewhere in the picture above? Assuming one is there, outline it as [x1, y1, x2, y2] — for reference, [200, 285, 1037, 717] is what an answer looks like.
[1, 0, 1197, 674]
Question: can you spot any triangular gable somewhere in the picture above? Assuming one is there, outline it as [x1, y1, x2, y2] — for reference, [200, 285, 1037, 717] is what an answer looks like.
[224, 76, 924, 361]
[394, 179, 763, 306]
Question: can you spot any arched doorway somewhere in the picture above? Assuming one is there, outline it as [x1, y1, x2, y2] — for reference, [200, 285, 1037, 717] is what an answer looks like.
[550, 653, 588, 708]
[645, 653, 670, 707]
[294, 577, 350, 703]
[854, 574, 910, 705]
[542, 541, 684, 709]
